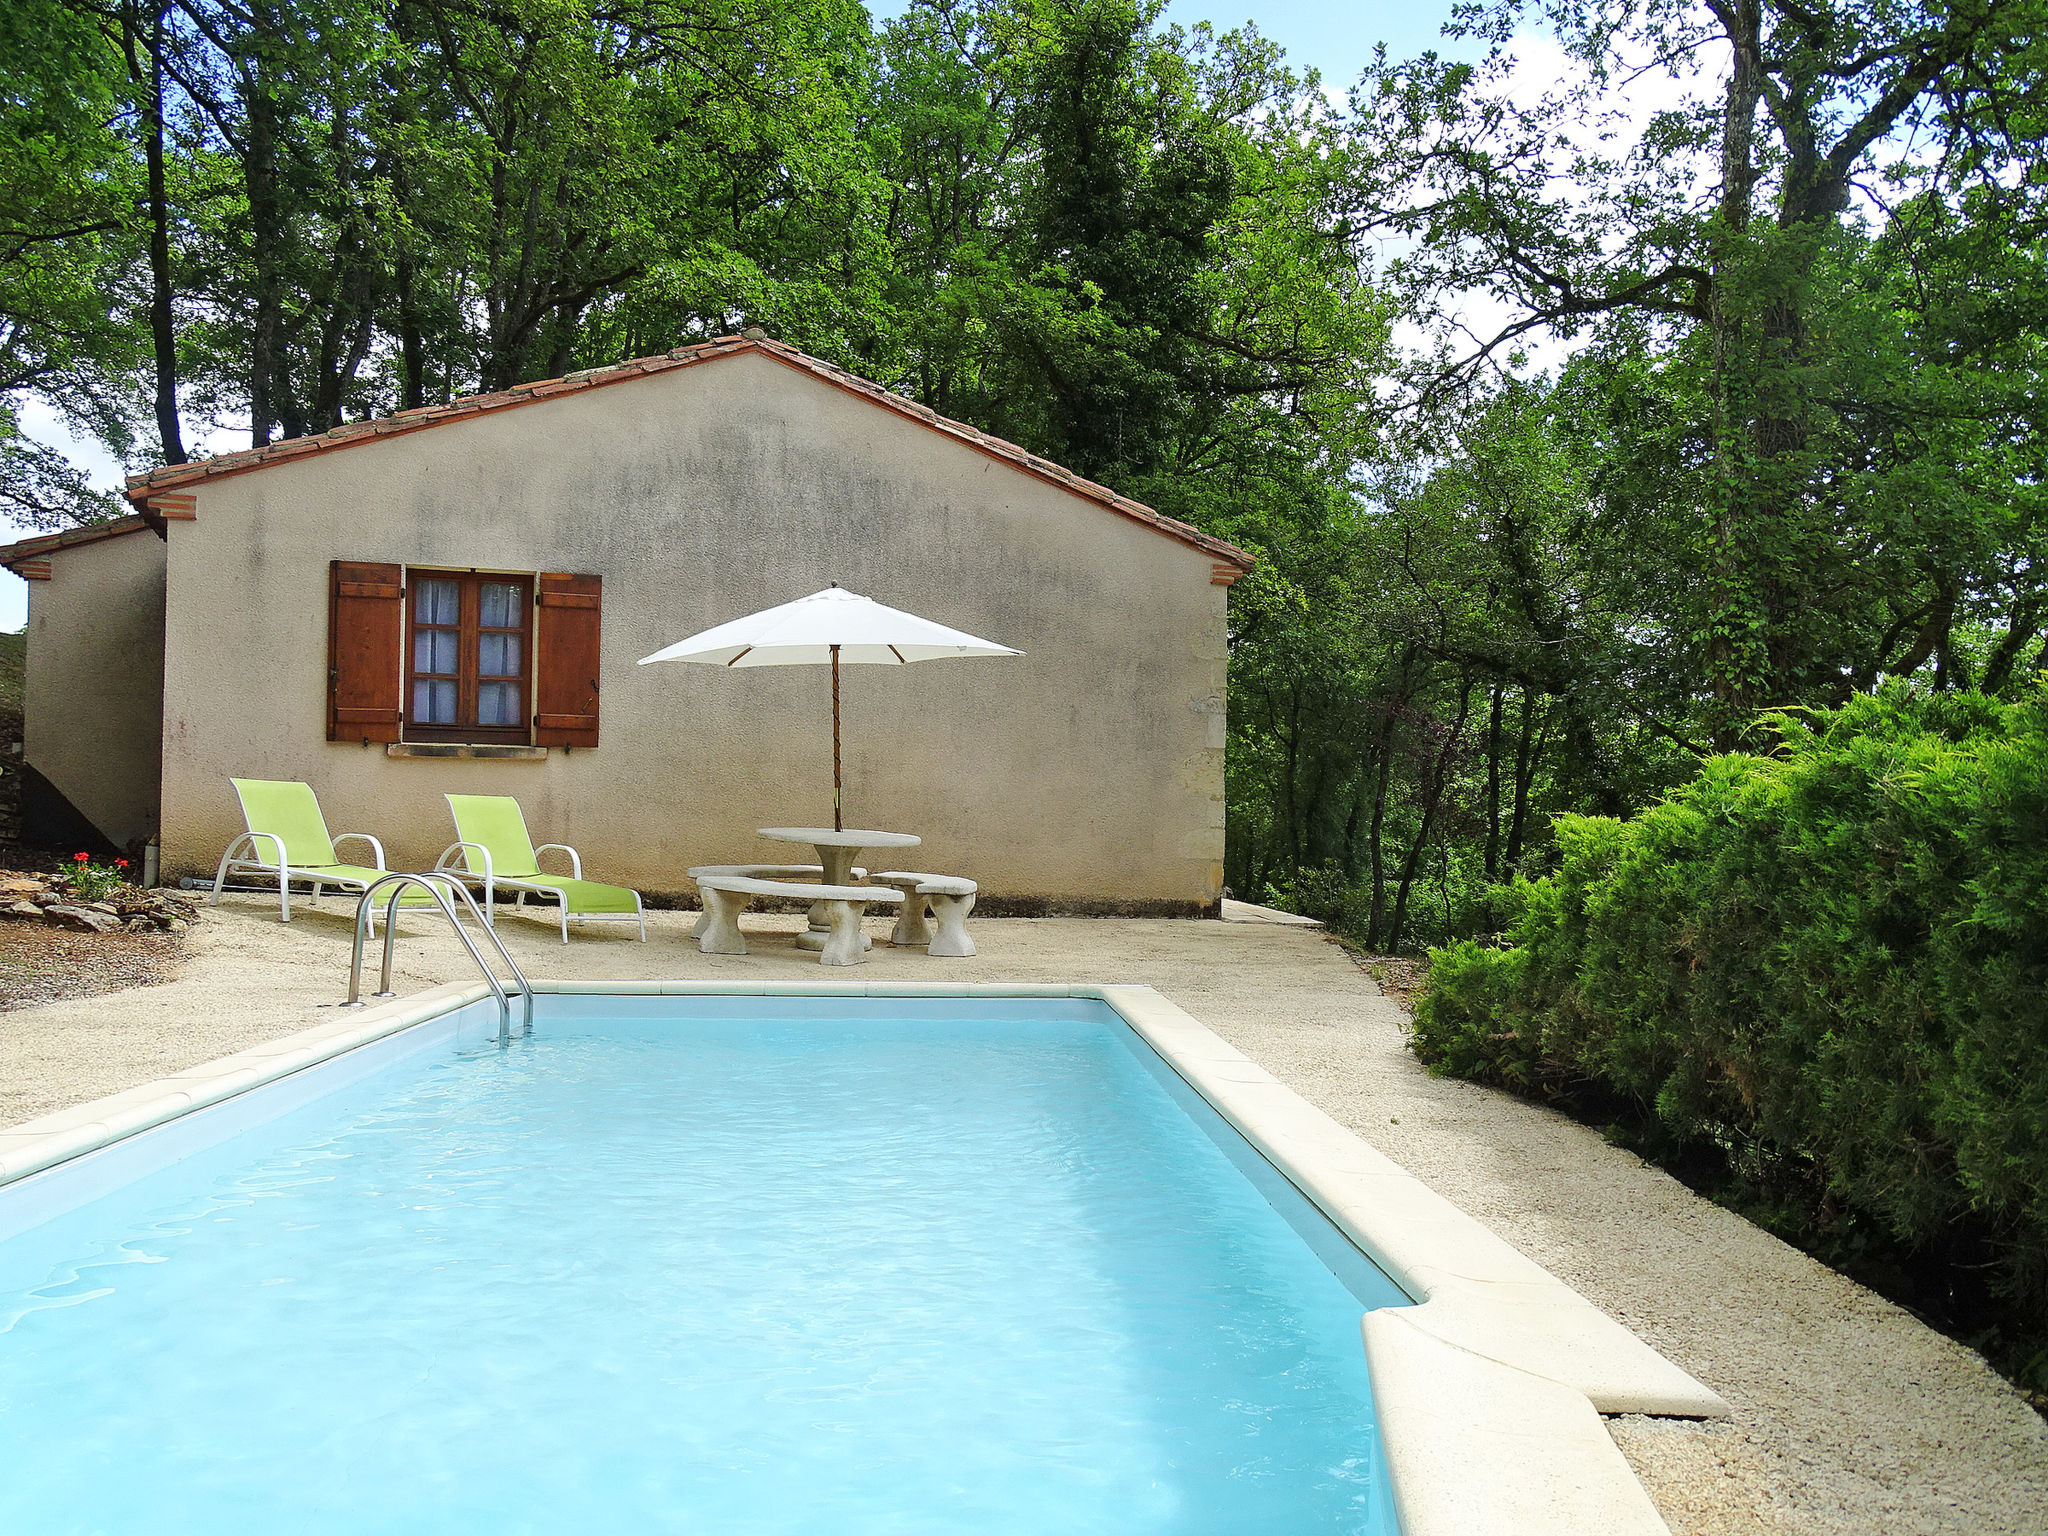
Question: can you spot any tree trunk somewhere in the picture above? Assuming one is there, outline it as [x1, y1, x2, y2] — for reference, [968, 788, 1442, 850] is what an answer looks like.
[1704, 0, 1765, 746]
[1482, 680, 1504, 877]
[1388, 682, 1474, 952]
[1363, 649, 1424, 946]
[1339, 760, 1367, 882]
[396, 252, 427, 409]
[1504, 691, 1544, 869]
[244, 35, 282, 446]
[1278, 684, 1302, 870]
[142, 4, 185, 463]
[1363, 713, 1397, 949]
[1981, 599, 2041, 696]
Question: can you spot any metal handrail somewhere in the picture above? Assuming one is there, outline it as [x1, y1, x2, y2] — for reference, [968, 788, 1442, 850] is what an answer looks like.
[402, 873, 536, 1037]
[343, 872, 534, 1043]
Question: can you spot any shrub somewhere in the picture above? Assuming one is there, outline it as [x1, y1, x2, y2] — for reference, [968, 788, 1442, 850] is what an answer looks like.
[1260, 863, 1370, 932]
[1413, 682, 2048, 1340]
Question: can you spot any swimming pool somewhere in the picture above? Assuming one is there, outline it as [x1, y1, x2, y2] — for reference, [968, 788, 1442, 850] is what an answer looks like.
[0, 995, 1408, 1534]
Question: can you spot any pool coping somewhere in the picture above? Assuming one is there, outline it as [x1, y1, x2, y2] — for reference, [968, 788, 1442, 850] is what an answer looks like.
[0, 978, 1724, 1536]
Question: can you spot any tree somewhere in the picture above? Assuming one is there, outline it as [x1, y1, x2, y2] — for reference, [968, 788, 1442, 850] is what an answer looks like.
[0, 0, 141, 525]
[1350, 0, 2048, 741]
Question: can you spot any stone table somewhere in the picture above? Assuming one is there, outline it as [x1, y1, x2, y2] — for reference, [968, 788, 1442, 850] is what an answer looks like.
[756, 827, 921, 951]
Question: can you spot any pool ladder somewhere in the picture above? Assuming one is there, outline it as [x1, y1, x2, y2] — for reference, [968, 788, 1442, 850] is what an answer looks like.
[343, 872, 535, 1044]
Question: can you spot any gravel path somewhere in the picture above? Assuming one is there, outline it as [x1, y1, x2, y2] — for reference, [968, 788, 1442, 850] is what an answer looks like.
[4, 898, 2044, 1534]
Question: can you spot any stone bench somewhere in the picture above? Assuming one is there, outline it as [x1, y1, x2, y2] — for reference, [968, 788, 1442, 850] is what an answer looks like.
[693, 875, 900, 967]
[684, 865, 856, 940]
[868, 871, 978, 957]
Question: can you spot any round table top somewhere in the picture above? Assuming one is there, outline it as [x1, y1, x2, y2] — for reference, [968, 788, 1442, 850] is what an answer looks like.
[757, 826, 922, 849]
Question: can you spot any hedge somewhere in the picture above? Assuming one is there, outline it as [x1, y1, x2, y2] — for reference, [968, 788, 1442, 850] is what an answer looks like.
[1413, 683, 2048, 1328]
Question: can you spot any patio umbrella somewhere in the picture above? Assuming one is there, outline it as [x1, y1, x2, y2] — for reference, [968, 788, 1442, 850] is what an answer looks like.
[636, 585, 1020, 830]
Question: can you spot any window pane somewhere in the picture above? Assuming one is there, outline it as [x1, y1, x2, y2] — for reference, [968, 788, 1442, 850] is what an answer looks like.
[478, 632, 521, 678]
[414, 577, 459, 627]
[415, 629, 458, 675]
[413, 679, 457, 724]
[477, 681, 521, 726]
[479, 582, 521, 629]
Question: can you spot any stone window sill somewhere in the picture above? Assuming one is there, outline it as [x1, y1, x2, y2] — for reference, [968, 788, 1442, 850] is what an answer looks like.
[386, 743, 549, 760]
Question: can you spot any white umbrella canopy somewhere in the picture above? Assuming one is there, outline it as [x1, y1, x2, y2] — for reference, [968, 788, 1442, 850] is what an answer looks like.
[637, 586, 1021, 829]
[637, 585, 1020, 668]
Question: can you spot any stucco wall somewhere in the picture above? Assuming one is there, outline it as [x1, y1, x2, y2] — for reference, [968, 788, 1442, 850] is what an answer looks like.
[156, 352, 1229, 908]
[25, 530, 168, 849]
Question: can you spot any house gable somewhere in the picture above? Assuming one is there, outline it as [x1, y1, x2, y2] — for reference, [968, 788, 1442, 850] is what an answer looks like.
[109, 334, 1252, 579]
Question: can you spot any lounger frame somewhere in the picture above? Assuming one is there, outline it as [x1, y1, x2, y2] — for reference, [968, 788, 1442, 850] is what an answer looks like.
[432, 840, 648, 944]
[210, 831, 402, 933]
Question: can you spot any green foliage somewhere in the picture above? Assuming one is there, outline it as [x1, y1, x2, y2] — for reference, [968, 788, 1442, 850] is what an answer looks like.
[1227, 384, 1703, 951]
[1413, 684, 2048, 1338]
[1235, 1, 2048, 950]
[1256, 862, 1366, 932]
[1348, 0, 2048, 740]
[1, 0, 1389, 529]
[0, 630, 23, 726]
[0, 0, 143, 527]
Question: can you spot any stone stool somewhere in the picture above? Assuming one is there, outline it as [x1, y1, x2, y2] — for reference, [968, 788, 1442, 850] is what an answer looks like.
[870, 872, 978, 957]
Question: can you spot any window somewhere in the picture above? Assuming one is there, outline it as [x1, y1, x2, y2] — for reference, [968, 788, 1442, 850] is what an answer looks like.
[405, 572, 532, 743]
[328, 561, 600, 749]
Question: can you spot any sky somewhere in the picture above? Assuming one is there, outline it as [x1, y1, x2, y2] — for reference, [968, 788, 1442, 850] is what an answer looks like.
[1113, 0, 1475, 84]
[0, 2, 1482, 631]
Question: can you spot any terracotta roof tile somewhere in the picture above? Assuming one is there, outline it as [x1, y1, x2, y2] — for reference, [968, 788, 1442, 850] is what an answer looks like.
[0, 513, 157, 570]
[115, 335, 1254, 569]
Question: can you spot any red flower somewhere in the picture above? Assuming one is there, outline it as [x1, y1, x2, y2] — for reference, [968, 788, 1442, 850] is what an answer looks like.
[116, 859, 130, 869]
[73, 852, 89, 863]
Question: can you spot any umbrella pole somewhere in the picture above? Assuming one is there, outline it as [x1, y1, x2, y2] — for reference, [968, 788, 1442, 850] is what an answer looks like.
[831, 644, 842, 832]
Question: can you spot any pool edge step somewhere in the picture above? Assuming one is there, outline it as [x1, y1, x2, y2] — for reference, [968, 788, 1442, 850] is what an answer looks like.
[1363, 1309, 1674, 1536]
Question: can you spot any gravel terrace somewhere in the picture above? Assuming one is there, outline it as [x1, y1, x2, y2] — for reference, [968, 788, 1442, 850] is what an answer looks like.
[3, 895, 2044, 1535]
[0, 922, 184, 1011]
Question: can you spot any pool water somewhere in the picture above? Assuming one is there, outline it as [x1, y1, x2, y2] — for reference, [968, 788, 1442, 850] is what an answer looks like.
[0, 1000, 1405, 1534]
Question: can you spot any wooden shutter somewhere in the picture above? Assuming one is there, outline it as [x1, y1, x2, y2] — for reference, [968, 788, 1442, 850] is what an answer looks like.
[534, 572, 601, 747]
[327, 560, 404, 743]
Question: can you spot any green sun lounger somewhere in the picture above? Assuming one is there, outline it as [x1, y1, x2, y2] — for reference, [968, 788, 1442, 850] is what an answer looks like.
[212, 778, 433, 930]
[433, 794, 646, 943]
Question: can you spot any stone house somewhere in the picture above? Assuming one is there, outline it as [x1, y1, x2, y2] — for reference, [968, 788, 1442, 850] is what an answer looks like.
[0, 334, 1251, 913]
